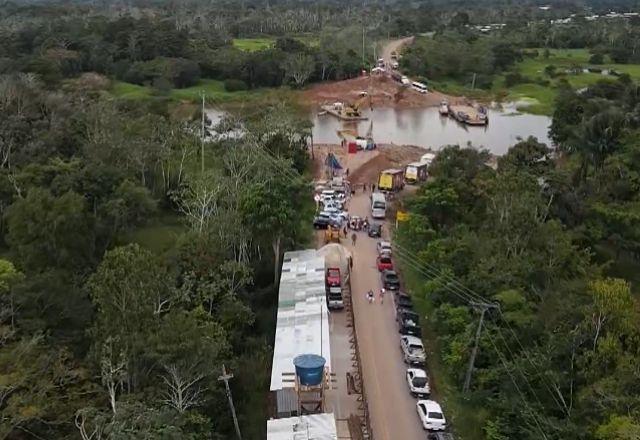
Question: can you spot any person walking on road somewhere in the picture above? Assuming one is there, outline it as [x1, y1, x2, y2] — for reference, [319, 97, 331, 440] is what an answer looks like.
[379, 288, 386, 304]
[366, 290, 375, 304]
[351, 232, 357, 246]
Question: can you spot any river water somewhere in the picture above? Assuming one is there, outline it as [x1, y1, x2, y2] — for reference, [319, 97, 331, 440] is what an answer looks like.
[311, 105, 552, 156]
[207, 105, 552, 156]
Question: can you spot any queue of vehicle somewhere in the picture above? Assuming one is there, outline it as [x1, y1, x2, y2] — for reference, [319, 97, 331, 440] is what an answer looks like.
[368, 189, 451, 435]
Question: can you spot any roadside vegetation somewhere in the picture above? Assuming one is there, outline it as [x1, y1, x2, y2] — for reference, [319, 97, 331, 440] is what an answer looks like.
[397, 74, 640, 439]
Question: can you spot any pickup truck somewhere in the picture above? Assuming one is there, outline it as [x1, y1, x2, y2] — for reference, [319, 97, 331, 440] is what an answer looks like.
[400, 335, 426, 365]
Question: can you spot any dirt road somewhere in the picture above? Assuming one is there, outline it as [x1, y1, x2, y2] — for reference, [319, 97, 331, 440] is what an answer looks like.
[342, 186, 425, 440]
[380, 36, 414, 66]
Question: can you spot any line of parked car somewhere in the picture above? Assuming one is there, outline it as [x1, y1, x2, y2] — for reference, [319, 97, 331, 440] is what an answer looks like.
[375, 240, 453, 437]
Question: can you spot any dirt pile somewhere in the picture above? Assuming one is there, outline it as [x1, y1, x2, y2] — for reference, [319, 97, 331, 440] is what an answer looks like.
[312, 142, 424, 184]
[302, 74, 455, 109]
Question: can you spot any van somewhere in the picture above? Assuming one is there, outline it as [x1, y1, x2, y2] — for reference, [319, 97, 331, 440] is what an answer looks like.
[412, 81, 428, 94]
[371, 192, 386, 219]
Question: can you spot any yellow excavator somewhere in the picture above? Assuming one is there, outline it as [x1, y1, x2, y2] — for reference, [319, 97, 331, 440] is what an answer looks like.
[344, 93, 372, 118]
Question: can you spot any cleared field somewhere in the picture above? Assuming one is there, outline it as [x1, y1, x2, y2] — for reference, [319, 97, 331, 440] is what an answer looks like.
[232, 35, 318, 51]
[498, 48, 640, 114]
[111, 81, 152, 99]
[110, 79, 276, 103]
[232, 38, 275, 51]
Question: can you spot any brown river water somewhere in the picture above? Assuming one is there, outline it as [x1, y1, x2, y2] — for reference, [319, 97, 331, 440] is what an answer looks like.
[207, 104, 552, 156]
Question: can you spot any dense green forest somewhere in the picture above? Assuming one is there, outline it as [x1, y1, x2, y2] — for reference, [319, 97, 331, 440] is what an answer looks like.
[0, 23, 315, 438]
[398, 75, 640, 439]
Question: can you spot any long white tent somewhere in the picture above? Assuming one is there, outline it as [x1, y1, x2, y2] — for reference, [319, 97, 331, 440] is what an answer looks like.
[270, 249, 331, 416]
[267, 413, 337, 440]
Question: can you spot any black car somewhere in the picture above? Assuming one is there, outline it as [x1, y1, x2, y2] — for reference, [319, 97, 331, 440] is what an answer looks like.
[427, 433, 454, 440]
[396, 309, 421, 336]
[368, 223, 382, 238]
[381, 270, 400, 291]
[395, 292, 414, 311]
[313, 215, 330, 229]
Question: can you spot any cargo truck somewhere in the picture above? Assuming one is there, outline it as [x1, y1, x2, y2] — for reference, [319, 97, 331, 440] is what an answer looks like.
[404, 162, 428, 184]
[378, 169, 405, 192]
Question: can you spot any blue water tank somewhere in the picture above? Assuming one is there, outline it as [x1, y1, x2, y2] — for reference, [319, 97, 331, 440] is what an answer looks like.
[293, 354, 326, 386]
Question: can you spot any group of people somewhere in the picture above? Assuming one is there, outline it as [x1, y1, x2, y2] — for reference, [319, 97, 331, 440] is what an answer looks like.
[366, 288, 386, 304]
[349, 216, 369, 231]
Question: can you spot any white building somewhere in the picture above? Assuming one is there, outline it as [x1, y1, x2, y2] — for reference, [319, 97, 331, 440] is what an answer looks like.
[270, 250, 331, 417]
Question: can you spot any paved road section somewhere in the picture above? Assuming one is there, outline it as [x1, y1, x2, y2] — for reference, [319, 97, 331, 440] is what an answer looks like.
[343, 189, 425, 440]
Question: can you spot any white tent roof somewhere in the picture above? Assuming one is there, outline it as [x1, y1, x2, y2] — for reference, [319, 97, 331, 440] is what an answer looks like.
[270, 250, 331, 391]
[267, 413, 337, 440]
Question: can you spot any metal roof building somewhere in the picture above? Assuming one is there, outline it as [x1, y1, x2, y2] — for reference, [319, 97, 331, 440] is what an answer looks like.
[267, 413, 337, 440]
[270, 249, 331, 417]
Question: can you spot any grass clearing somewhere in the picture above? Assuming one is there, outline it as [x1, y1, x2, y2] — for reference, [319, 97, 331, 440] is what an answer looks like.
[232, 36, 319, 51]
[232, 38, 275, 51]
[432, 48, 640, 115]
[497, 48, 640, 115]
[111, 81, 152, 99]
[110, 79, 293, 107]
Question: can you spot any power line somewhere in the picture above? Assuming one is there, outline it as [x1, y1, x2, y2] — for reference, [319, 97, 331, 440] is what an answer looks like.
[390, 239, 569, 414]
[390, 239, 567, 415]
[487, 336, 550, 440]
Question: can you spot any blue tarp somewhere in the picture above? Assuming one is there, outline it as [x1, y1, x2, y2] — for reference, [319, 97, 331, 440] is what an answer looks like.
[325, 153, 342, 170]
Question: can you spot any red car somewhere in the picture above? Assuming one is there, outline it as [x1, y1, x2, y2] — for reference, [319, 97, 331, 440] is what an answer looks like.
[326, 268, 341, 287]
[376, 254, 393, 271]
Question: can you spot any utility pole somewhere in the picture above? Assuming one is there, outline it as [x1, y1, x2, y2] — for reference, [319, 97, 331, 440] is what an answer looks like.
[463, 302, 498, 393]
[471, 72, 477, 90]
[362, 25, 366, 68]
[361, 0, 365, 68]
[219, 364, 242, 440]
[200, 90, 205, 174]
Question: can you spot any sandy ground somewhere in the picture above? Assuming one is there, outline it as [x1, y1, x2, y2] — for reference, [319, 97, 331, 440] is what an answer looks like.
[301, 37, 461, 110]
[312, 144, 425, 184]
[302, 75, 455, 109]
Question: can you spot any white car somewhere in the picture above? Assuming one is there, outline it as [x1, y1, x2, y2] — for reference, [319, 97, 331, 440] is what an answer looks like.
[400, 335, 426, 365]
[416, 400, 446, 431]
[406, 368, 430, 397]
[377, 241, 392, 255]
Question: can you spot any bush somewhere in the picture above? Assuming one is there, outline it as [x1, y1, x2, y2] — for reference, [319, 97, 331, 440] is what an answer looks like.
[473, 74, 493, 90]
[504, 72, 528, 87]
[536, 79, 550, 87]
[589, 53, 604, 65]
[544, 64, 556, 77]
[224, 79, 248, 92]
[124, 57, 200, 88]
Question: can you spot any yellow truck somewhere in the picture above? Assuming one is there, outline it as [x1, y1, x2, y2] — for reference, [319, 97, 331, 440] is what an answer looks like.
[404, 162, 428, 184]
[378, 169, 405, 192]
